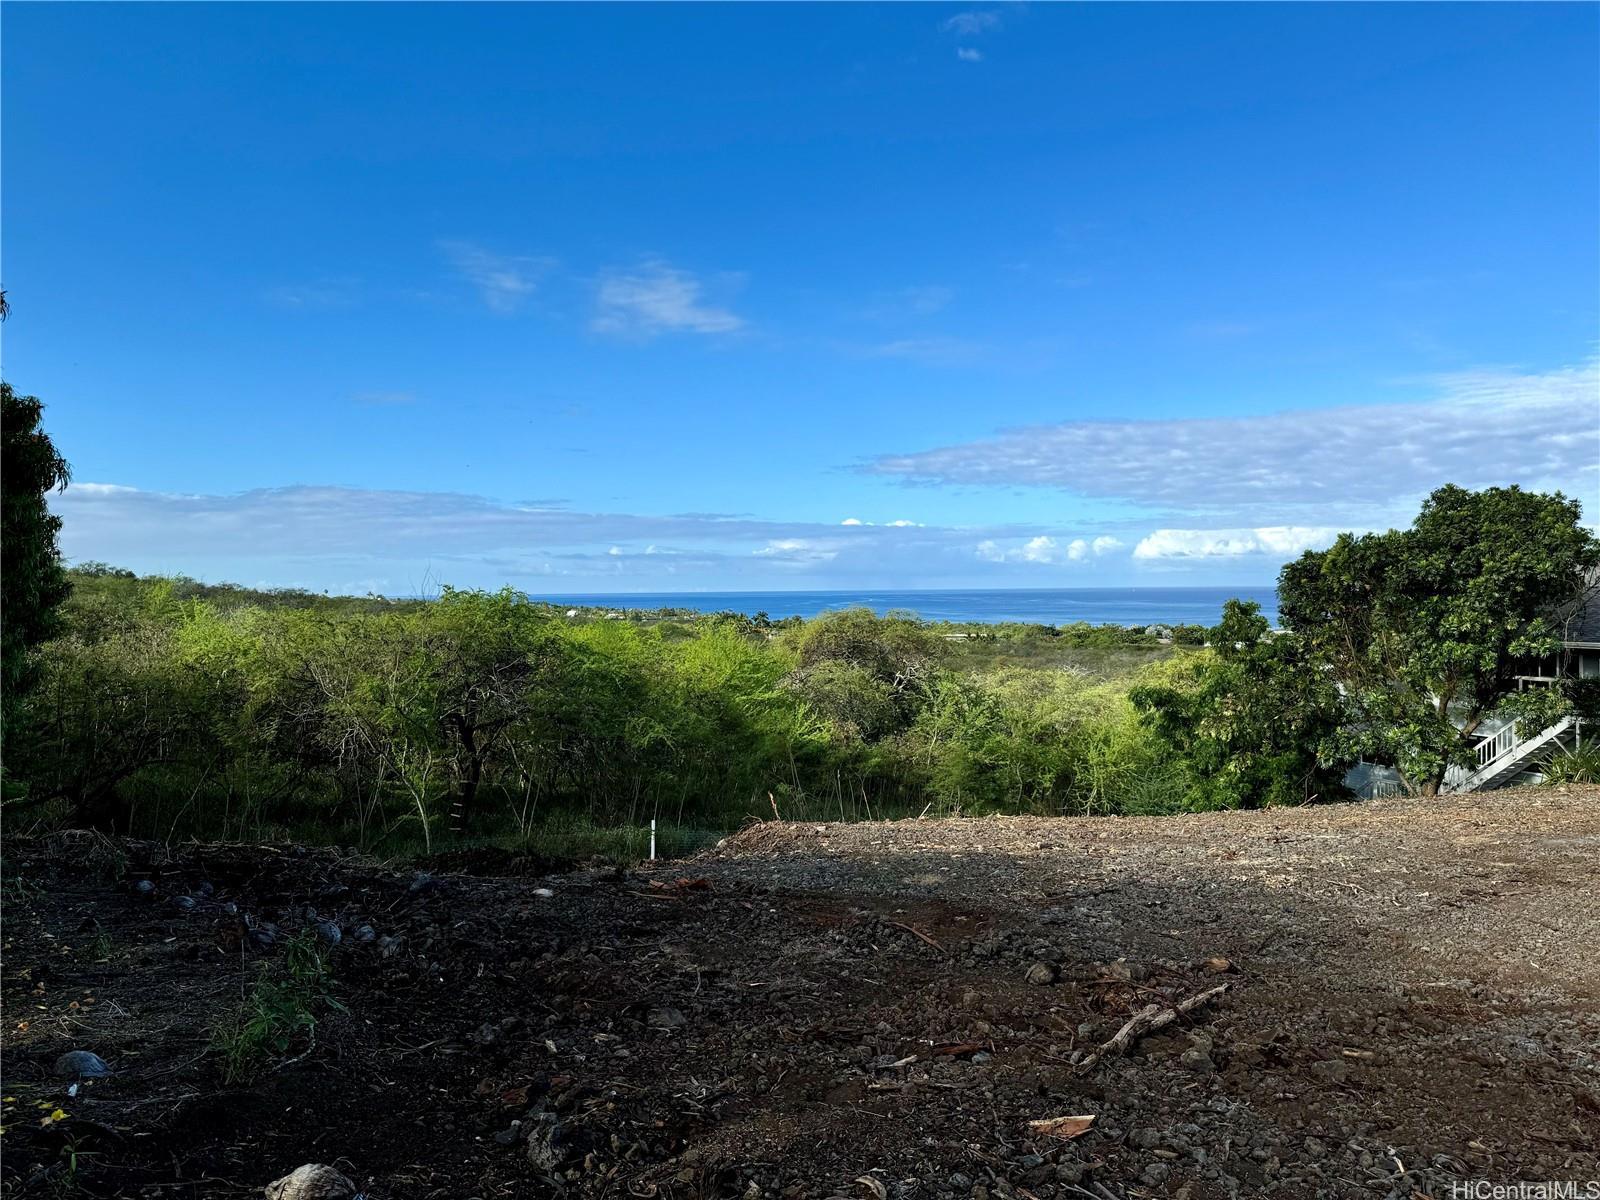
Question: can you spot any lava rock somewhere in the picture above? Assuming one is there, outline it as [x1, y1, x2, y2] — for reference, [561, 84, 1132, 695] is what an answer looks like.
[647, 1006, 687, 1029]
[1024, 961, 1058, 986]
[54, 1050, 111, 1079]
[526, 1115, 570, 1171]
[263, 1163, 357, 1200]
[1311, 1058, 1351, 1085]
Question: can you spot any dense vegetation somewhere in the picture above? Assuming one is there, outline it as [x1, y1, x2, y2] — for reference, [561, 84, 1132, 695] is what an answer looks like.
[2, 570, 1212, 850]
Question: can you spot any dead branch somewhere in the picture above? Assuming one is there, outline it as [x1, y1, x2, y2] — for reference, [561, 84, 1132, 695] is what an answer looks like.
[1075, 982, 1230, 1072]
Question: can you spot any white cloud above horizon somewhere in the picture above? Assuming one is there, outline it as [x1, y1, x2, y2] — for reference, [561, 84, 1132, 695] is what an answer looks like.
[977, 533, 1123, 565]
[592, 260, 745, 338]
[866, 359, 1600, 525]
[1132, 526, 1341, 560]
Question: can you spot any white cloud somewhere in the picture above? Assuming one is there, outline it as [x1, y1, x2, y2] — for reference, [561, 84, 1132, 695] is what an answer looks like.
[976, 533, 1124, 565]
[941, 10, 1001, 35]
[867, 359, 1600, 523]
[1132, 526, 1342, 560]
[438, 240, 549, 313]
[753, 538, 838, 565]
[592, 260, 744, 338]
[841, 517, 864, 526]
[956, 47, 984, 62]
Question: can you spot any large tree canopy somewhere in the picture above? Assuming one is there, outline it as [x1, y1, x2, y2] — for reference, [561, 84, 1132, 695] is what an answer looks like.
[1130, 598, 1352, 809]
[2, 381, 72, 740]
[1278, 485, 1599, 794]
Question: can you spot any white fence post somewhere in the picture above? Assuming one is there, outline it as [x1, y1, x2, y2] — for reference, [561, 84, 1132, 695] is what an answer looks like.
[649, 818, 657, 861]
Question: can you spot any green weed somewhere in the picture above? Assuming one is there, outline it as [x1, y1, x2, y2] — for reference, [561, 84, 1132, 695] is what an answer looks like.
[210, 932, 342, 1084]
[1541, 737, 1600, 786]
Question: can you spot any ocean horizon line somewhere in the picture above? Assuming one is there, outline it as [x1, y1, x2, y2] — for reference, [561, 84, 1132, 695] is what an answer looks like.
[519, 585, 1280, 627]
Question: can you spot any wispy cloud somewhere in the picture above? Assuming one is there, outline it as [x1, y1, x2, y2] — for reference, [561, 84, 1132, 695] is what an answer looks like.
[941, 10, 1002, 36]
[863, 285, 955, 320]
[859, 337, 984, 366]
[956, 47, 984, 63]
[265, 279, 360, 309]
[439, 240, 551, 313]
[867, 359, 1600, 523]
[1132, 527, 1341, 560]
[592, 260, 744, 338]
[753, 538, 839, 565]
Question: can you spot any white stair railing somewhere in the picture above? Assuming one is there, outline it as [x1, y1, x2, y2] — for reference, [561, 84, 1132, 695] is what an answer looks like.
[1444, 715, 1575, 792]
[1472, 723, 1520, 768]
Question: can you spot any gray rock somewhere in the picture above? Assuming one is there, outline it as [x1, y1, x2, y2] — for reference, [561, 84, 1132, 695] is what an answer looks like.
[526, 1114, 568, 1171]
[170, 895, 197, 912]
[352, 924, 376, 943]
[54, 1050, 110, 1078]
[1311, 1058, 1351, 1085]
[1140, 1163, 1171, 1187]
[133, 879, 156, 897]
[1024, 961, 1057, 986]
[263, 1163, 356, 1200]
[314, 921, 342, 946]
[1180, 1047, 1217, 1074]
[647, 1006, 687, 1029]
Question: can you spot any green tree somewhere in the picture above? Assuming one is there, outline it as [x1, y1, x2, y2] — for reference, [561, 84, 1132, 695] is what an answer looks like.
[2, 381, 73, 743]
[1131, 599, 1352, 809]
[1278, 485, 1599, 794]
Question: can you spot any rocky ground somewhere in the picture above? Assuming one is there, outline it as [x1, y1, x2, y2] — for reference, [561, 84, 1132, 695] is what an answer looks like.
[3, 786, 1598, 1199]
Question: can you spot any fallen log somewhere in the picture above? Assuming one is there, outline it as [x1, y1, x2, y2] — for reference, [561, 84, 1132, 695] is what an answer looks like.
[1075, 982, 1230, 1072]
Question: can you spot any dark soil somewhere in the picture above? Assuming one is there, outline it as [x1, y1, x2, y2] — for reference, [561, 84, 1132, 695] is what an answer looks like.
[3, 786, 1598, 1199]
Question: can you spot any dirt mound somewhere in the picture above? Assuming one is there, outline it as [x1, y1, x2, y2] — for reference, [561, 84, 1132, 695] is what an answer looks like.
[4, 788, 1597, 1198]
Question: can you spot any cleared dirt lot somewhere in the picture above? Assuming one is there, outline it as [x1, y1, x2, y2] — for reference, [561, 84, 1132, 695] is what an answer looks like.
[3, 786, 1598, 1198]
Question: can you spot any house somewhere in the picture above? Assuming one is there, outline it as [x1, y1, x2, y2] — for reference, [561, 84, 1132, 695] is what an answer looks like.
[1353, 567, 1598, 797]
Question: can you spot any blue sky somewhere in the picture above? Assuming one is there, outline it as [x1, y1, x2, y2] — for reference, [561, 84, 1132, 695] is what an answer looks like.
[6, 2, 1597, 594]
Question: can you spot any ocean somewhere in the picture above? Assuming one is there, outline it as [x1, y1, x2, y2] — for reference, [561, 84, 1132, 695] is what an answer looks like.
[525, 587, 1279, 627]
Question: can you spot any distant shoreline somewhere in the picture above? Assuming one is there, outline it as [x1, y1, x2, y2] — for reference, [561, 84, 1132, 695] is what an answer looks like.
[523, 586, 1280, 627]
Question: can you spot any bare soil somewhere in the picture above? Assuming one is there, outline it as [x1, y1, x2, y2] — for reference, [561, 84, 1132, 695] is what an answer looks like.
[3, 786, 1598, 1199]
